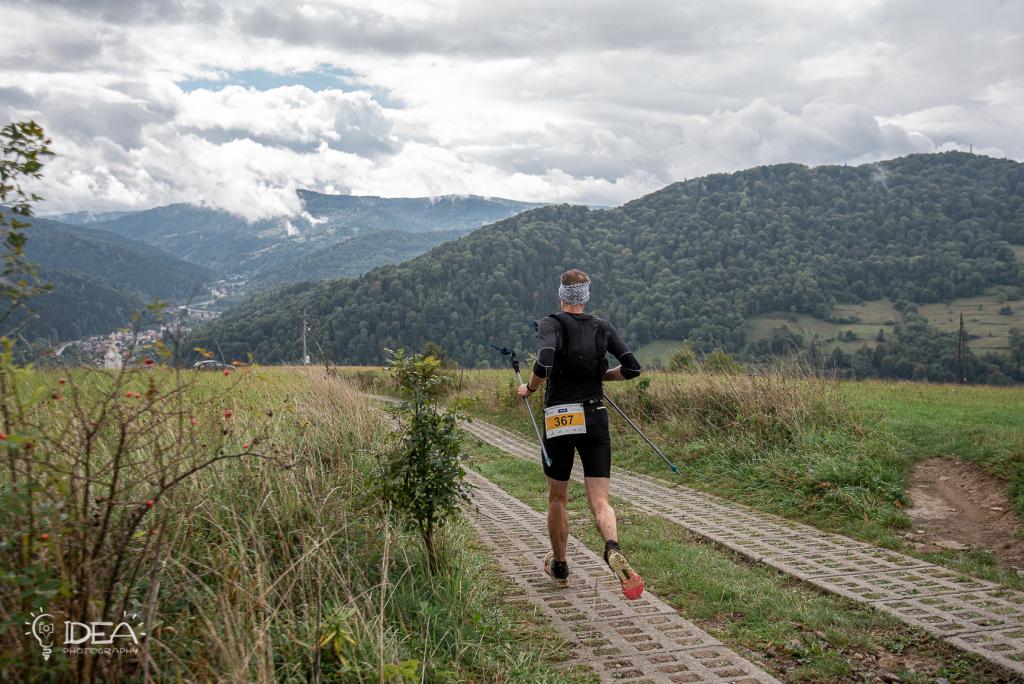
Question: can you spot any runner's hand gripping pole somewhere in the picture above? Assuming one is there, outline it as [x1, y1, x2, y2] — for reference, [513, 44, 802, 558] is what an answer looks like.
[491, 345, 552, 468]
[602, 392, 680, 476]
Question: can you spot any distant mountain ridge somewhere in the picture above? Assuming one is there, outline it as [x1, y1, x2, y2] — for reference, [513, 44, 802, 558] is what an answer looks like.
[18, 193, 543, 346]
[188, 152, 1024, 368]
[69, 192, 544, 282]
[251, 228, 468, 287]
[46, 209, 136, 224]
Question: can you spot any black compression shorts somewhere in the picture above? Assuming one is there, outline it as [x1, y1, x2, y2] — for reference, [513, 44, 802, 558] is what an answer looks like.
[541, 403, 611, 481]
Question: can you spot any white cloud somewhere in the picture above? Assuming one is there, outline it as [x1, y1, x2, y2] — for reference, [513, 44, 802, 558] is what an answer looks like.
[178, 85, 398, 155]
[0, 0, 1021, 220]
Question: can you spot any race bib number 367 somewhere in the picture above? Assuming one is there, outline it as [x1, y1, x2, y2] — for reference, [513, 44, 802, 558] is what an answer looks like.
[544, 403, 586, 439]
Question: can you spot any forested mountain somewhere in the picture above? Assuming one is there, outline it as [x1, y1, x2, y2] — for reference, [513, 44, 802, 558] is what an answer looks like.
[24, 218, 211, 300]
[18, 271, 146, 343]
[190, 152, 1023, 372]
[14, 218, 211, 343]
[86, 193, 543, 280]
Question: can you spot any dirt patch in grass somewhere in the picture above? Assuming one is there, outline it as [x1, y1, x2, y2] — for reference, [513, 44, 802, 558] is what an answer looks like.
[907, 458, 1024, 570]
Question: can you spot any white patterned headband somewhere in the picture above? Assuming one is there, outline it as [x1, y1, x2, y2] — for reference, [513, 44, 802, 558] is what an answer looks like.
[558, 279, 590, 305]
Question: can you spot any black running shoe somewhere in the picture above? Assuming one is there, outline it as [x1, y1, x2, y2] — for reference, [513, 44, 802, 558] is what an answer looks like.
[543, 551, 569, 587]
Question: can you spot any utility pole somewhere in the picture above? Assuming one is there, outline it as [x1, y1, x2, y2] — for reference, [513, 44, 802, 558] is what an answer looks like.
[302, 309, 310, 366]
[956, 313, 966, 384]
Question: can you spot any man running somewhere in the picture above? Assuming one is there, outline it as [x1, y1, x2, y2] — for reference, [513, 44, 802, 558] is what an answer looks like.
[517, 269, 645, 599]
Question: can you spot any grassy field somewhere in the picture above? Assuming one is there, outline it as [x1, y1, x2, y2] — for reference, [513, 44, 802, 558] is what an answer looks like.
[349, 367, 1024, 588]
[747, 294, 1024, 355]
[640, 282, 1024, 361]
[633, 338, 684, 367]
[0, 365, 581, 682]
[745, 310, 898, 355]
[844, 380, 1024, 510]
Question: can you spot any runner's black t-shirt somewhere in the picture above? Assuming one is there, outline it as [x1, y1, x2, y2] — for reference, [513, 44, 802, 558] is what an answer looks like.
[532, 313, 642, 406]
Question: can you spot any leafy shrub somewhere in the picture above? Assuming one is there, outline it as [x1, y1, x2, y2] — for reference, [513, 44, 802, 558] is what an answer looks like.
[379, 348, 471, 574]
[702, 349, 743, 374]
[385, 347, 455, 401]
[669, 341, 697, 371]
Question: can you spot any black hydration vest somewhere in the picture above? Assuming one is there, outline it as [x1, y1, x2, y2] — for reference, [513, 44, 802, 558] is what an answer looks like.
[545, 312, 609, 405]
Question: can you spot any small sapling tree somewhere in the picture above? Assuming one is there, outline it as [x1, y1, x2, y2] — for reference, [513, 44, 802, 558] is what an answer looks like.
[379, 349, 471, 575]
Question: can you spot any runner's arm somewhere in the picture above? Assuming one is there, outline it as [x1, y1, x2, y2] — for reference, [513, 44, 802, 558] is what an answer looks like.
[603, 321, 642, 382]
[517, 317, 557, 398]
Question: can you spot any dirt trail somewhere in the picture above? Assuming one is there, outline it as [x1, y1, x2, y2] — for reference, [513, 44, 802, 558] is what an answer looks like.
[907, 458, 1024, 570]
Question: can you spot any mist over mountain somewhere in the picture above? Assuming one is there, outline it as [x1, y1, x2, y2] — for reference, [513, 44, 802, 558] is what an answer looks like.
[46, 210, 137, 224]
[189, 152, 1024, 372]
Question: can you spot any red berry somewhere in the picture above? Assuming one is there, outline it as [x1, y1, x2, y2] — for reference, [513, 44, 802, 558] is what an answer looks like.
[224, 409, 233, 418]
[58, 377, 66, 385]
[39, 533, 49, 541]
[223, 370, 230, 376]
[145, 499, 154, 508]
[190, 418, 198, 425]
[134, 392, 142, 399]
[242, 442, 250, 449]
[0, 431, 6, 441]
[144, 358, 154, 366]
[125, 392, 133, 398]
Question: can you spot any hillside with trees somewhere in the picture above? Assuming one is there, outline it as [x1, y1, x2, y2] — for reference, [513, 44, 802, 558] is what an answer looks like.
[249, 228, 468, 287]
[13, 218, 211, 343]
[18, 270, 146, 343]
[25, 218, 211, 300]
[191, 152, 1024, 380]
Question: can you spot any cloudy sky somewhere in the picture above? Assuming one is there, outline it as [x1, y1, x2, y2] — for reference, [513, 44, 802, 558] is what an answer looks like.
[2, 0, 1022, 220]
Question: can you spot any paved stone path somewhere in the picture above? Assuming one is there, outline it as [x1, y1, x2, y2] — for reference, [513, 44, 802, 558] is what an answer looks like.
[462, 417, 1024, 677]
[465, 469, 780, 683]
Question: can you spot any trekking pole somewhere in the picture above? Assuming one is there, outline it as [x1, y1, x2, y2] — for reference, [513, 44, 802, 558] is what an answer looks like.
[492, 345, 552, 467]
[602, 392, 680, 475]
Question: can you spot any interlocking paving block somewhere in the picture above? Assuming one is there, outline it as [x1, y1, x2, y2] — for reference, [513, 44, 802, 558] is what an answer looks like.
[455, 413, 1024, 677]
[764, 547, 932, 579]
[946, 627, 1024, 674]
[463, 470, 779, 683]
[808, 567, 999, 603]
[566, 646, 777, 684]
[876, 590, 1024, 636]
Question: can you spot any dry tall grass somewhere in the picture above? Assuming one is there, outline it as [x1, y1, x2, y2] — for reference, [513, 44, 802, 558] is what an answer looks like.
[3, 364, 570, 682]
[1, 360, 394, 681]
[611, 367, 861, 450]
